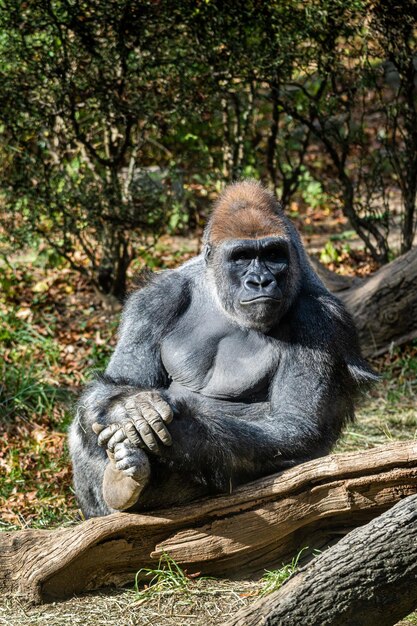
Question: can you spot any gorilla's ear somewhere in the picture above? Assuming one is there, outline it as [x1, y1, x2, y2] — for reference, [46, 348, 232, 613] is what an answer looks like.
[204, 243, 212, 264]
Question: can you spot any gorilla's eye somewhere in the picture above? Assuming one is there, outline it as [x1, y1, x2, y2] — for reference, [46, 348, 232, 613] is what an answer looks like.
[264, 249, 288, 264]
[231, 249, 253, 262]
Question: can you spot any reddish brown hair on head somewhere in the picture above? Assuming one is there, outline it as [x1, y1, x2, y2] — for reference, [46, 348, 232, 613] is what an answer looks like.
[207, 180, 288, 243]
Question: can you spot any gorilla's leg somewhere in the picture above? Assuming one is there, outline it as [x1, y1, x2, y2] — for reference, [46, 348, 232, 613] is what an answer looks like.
[69, 428, 111, 517]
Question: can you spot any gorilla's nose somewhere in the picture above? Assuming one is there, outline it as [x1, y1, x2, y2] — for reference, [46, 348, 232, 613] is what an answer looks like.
[244, 274, 274, 290]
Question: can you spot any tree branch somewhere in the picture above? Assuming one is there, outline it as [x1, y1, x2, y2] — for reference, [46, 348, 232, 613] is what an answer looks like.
[1, 441, 417, 604]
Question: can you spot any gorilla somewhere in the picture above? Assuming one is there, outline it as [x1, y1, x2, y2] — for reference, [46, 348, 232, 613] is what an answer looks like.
[69, 180, 376, 518]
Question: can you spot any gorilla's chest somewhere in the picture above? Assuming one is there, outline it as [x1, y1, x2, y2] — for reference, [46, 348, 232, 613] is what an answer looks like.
[160, 314, 278, 401]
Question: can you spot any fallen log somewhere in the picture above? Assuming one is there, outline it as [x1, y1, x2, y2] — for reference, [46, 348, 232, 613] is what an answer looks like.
[310, 247, 417, 357]
[1, 441, 417, 604]
[227, 493, 417, 626]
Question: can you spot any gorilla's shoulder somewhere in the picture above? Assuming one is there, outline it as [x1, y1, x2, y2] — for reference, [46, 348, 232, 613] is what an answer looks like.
[122, 257, 204, 326]
[292, 288, 377, 384]
[290, 287, 356, 348]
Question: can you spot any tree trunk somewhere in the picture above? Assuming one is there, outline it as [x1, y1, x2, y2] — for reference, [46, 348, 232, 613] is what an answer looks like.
[226, 493, 417, 626]
[1, 441, 417, 604]
[309, 247, 417, 357]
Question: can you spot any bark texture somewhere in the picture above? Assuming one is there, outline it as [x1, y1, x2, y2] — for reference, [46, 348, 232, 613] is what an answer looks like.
[227, 493, 417, 626]
[1, 441, 417, 604]
[310, 247, 417, 357]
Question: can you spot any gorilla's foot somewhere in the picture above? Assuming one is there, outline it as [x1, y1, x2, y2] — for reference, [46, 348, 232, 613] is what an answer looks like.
[103, 446, 151, 511]
[102, 463, 146, 510]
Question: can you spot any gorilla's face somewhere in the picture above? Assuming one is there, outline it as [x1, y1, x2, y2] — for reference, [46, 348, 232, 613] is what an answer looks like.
[208, 237, 290, 331]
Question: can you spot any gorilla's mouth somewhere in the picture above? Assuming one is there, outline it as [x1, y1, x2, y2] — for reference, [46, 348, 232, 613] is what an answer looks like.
[240, 296, 281, 305]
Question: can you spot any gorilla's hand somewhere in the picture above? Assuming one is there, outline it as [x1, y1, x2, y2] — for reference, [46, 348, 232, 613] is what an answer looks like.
[93, 390, 173, 453]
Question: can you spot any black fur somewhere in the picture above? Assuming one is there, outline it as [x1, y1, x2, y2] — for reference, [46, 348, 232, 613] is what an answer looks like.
[69, 187, 376, 518]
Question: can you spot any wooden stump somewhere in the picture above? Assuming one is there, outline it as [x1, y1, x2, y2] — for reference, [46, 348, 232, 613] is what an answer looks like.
[1, 441, 417, 604]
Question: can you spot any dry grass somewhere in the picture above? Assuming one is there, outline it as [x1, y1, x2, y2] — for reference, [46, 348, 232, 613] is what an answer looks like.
[0, 579, 261, 626]
[336, 352, 417, 454]
[337, 402, 417, 453]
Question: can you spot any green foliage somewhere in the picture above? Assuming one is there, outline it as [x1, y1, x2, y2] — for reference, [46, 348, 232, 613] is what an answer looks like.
[320, 240, 352, 264]
[320, 241, 341, 264]
[298, 169, 327, 209]
[0, 1, 197, 298]
[329, 230, 356, 242]
[0, 0, 416, 281]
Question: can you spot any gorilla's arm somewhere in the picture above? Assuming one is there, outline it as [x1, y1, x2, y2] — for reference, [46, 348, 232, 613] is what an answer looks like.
[69, 271, 191, 516]
[137, 292, 375, 492]
[75, 271, 190, 433]
[148, 361, 335, 490]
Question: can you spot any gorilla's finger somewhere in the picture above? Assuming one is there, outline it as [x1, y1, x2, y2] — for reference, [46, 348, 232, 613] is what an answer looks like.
[139, 404, 172, 446]
[113, 441, 124, 455]
[148, 418, 172, 446]
[124, 420, 144, 448]
[124, 395, 139, 417]
[97, 423, 120, 447]
[114, 442, 131, 462]
[107, 427, 127, 452]
[134, 418, 159, 452]
[149, 419, 172, 446]
[151, 397, 174, 424]
[92, 422, 105, 435]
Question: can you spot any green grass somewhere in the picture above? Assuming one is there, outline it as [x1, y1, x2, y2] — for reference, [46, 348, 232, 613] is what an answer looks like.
[134, 553, 204, 601]
[259, 547, 309, 597]
[0, 308, 65, 424]
[132, 540, 324, 605]
[0, 288, 80, 529]
[383, 346, 417, 404]
[1, 363, 66, 423]
[132, 548, 312, 607]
